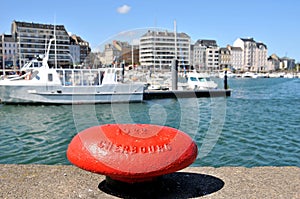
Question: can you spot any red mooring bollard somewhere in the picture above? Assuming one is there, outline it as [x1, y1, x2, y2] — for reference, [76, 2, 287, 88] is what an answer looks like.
[67, 124, 198, 183]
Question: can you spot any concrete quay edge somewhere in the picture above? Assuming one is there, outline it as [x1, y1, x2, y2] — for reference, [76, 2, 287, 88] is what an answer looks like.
[0, 164, 299, 199]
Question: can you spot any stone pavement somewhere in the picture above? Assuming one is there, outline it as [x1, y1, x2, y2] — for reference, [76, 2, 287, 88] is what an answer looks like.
[0, 164, 299, 199]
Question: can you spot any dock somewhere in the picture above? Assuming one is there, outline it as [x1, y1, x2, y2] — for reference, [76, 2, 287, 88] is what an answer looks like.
[143, 89, 231, 100]
[0, 164, 298, 198]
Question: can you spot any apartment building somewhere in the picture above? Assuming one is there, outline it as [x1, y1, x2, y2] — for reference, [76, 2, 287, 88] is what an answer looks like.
[11, 20, 70, 68]
[100, 41, 135, 66]
[69, 36, 81, 66]
[219, 47, 231, 70]
[280, 57, 295, 70]
[193, 44, 206, 71]
[267, 54, 280, 71]
[233, 38, 268, 71]
[193, 40, 219, 71]
[227, 45, 243, 71]
[1, 34, 18, 69]
[70, 34, 91, 66]
[139, 30, 190, 70]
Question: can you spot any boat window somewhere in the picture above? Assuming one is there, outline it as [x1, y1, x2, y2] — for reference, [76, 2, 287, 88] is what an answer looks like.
[74, 70, 82, 86]
[83, 71, 95, 86]
[48, 74, 53, 82]
[190, 77, 197, 81]
[57, 70, 64, 85]
[198, 78, 206, 82]
[65, 71, 73, 86]
[33, 62, 40, 68]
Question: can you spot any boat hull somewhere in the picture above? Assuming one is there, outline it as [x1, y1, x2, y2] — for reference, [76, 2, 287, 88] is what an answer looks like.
[0, 84, 144, 104]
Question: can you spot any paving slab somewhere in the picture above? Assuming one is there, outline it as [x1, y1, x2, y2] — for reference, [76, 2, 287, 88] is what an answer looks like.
[0, 165, 299, 199]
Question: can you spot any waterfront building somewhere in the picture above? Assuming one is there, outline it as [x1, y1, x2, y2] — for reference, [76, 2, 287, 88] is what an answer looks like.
[280, 57, 295, 70]
[267, 54, 280, 71]
[111, 40, 139, 66]
[139, 30, 191, 70]
[102, 43, 121, 66]
[193, 43, 206, 71]
[121, 44, 139, 67]
[233, 38, 268, 72]
[219, 47, 231, 70]
[193, 39, 219, 71]
[70, 34, 91, 66]
[1, 34, 18, 69]
[69, 36, 81, 67]
[11, 20, 70, 68]
[0, 39, 2, 71]
[100, 40, 136, 66]
[227, 45, 243, 71]
[190, 44, 194, 69]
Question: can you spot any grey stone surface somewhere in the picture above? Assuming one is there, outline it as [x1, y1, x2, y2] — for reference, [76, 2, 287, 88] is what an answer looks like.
[0, 165, 299, 199]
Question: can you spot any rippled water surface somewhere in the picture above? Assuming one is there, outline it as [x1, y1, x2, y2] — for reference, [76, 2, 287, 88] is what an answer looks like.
[0, 78, 299, 167]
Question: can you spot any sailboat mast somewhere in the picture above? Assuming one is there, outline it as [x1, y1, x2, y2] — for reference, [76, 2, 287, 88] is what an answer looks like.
[131, 44, 134, 67]
[54, 24, 57, 69]
[174, 20, 177, 60]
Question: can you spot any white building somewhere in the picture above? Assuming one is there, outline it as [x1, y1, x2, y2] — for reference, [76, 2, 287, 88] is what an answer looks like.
[206, 47, 220, 71]
[1, 34, 18, 69]
[227, 45, 243, 71]
[193, 45, 206, 70]
[193, 40, 219, 71]
[139, 30, 190, 70]
[233, 38, 268, 71]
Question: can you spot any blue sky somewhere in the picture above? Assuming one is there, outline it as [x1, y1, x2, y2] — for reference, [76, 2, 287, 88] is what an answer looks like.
[1, 0, 299, 62]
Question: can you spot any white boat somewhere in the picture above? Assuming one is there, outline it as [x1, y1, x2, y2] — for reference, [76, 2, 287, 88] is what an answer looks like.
[218, 71, 236, 78]
[0, 39, 144, 104]
[180, 72, 218, 90]
[242, 72, 258, 78]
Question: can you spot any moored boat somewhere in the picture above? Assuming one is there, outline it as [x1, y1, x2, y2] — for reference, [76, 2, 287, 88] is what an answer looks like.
[179, 71, 218, 90]
[0, 39, 144, 104]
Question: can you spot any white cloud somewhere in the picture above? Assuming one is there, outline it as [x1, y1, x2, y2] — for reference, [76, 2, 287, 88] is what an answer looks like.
[117, 5, 131, 14]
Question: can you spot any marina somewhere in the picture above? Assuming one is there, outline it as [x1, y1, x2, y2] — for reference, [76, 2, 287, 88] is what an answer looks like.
[0, 77, 299, 167]
[0, 40, 231, 104]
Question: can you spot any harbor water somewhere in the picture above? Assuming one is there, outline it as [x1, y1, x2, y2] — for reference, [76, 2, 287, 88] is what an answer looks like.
[0, 78, 299, 167]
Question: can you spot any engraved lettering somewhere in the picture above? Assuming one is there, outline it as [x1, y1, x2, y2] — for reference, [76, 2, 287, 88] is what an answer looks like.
[98, 140, 113, 151]
[98, 140, 105, 148]
[131, 146, 137, 154]
[107, 141, 113, 151]
[97, 140, 172, 155]
[114, 144, 123, 153]
[148, 145, 155, 153]
[156, 145, 165, 153]
[164, 144, 172, 151]
[140, 146, 147, 153]
[123, 145, 130, 154]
